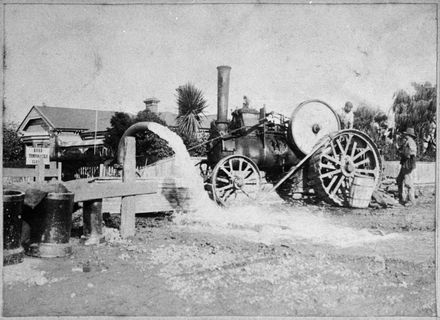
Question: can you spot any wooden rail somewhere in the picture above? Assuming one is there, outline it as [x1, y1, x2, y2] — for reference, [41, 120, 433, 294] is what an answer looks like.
[63, 179, 158, 202]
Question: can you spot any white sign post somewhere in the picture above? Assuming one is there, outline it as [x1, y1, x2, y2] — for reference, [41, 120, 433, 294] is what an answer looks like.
[25, 147, 50, 165]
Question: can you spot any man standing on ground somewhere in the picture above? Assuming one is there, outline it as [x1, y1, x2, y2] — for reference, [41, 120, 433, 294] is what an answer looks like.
[340, 101, 354, 129]
[396, 128, 417, 206]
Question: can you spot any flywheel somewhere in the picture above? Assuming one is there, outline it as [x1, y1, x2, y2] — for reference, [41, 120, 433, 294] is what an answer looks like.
[288, 100, 341, 155]
[309, 129, 382, 206]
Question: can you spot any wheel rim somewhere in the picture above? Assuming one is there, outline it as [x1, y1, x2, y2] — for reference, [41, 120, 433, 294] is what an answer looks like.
[312, 129, 382, 206]
[212, 155, 261, 206]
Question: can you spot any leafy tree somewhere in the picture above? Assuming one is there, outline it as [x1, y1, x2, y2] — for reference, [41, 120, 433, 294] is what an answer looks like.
[103, 112, 133, 156]
[353, 103, 387, 136]
[353, 103, 400, 161]
[3, 122, 26, 167]
[103, 109, 174, 166]
[179, 131, 209, 157]
[392, 82, 436, 159]
[175, 83, 208, 140]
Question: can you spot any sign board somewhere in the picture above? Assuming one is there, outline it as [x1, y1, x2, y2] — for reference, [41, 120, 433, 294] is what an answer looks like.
[25, 147, 50, 165]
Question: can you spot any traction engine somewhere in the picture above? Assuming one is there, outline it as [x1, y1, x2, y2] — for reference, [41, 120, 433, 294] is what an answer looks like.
[202, 66, 382, 206]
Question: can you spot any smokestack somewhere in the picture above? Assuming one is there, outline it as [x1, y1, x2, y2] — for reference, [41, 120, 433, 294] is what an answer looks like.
[216, 66, 231, 131]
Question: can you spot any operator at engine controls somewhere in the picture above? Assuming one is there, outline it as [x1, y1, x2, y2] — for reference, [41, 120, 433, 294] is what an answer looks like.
[340, 101, 354, 129]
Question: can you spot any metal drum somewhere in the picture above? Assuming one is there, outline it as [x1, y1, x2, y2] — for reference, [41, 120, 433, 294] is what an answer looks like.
[38, 192, 74, 258]
[3, 190, 25, 265]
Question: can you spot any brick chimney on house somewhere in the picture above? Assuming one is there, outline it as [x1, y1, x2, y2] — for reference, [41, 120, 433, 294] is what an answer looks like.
[143, 97, 160, 113]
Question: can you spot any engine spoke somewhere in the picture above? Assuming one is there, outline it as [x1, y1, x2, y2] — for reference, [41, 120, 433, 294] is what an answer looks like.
[341, 178, 350, 201]
[320, 162, 337, 170]
[324, 175, 339, 193]
[322, 154, 340, 165]
[216, 177, 230, 184]
[350, 141, 357, 158]
[355, 158, 370, 167]
[242, 167, 254, 179]
[352, 147, 370, 161]
[330, 175, 345, 196]
[220, 166, 233, 178]
[330, 140, 337, 157]
[336, 138, 345, 156]
[217, 184, 234, 192]
[344, 134, 353, 154]
[239, 187, 254, 199]
[320, 168, 342, 179]
[222, 188, 235, 201]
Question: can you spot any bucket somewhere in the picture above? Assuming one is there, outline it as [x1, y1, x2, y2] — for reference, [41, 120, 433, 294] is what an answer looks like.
[38, 192, 74, 258]
[349, 175, 376, 208]
[3, 190, 25, 265]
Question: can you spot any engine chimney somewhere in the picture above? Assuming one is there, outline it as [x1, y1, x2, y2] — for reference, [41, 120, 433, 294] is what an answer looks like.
[216, 65, 231, 132]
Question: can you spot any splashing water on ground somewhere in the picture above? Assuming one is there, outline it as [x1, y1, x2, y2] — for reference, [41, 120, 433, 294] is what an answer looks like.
[145, 123, 400, 248]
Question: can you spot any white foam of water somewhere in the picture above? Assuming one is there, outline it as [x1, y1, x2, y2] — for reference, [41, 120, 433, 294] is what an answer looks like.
[175, 204, 400, 247]
[145, 122, 400, 248]
[145, 122, 209, 203]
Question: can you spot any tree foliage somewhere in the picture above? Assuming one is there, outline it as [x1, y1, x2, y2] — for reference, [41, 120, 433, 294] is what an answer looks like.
[175, 83, 208, 140]
[3, 122, 26, 167]
[392, 82, 436, 159]
[104, 112, 133, 156]
[353, 103, 387, 136]
[353, 103, 399, 160]
[103, 109, 174, 166]
[179, 131, 209, 157]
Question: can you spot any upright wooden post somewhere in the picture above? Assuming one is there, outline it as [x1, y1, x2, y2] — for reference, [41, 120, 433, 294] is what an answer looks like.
[36, 157, 45, 182]
[120, 136, 136, 238]
[57, 162, 62, 181]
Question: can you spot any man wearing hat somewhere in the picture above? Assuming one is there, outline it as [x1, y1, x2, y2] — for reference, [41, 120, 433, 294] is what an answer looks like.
[396, 127, 417, 206]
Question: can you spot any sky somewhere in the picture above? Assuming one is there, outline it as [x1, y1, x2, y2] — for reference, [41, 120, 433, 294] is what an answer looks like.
[3, 3, 437, 123]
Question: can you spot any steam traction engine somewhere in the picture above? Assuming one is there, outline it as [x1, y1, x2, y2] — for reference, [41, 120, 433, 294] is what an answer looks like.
[203, 66, 382, 206]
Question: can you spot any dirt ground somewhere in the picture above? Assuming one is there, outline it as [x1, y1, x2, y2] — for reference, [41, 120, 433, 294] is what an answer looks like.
[2, 185, 436, 317]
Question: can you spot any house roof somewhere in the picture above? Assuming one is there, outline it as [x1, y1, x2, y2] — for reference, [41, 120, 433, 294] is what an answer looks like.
[19, 105, 216, 134]
[33, 106, 117, 132]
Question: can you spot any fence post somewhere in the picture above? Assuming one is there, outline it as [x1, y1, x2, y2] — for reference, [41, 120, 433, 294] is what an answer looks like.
[36, 157, 45, 182]
[57, 162, 62, 181]
[99, 163, 104, 177]
[120, 136, 136, 238]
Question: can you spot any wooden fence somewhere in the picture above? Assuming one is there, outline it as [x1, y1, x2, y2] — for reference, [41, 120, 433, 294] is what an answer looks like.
[3, 161, 62, 184]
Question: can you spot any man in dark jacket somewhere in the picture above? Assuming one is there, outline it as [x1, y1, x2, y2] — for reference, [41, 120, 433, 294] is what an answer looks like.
[396, 128, 417, 206]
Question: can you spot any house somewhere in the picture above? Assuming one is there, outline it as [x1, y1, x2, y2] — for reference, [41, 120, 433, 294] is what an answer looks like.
[18, 106, 116, 160]
[18, 99, 216, 162]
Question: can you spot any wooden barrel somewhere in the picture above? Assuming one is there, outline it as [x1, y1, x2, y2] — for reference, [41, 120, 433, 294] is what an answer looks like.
[349, 176, 376, 208]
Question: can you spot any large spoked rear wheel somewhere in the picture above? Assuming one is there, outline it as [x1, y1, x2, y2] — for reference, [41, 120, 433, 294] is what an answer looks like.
[309, 129, 382, 206]
[211, 155, 261, 206]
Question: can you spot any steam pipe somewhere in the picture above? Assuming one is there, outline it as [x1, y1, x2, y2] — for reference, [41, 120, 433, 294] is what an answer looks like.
[216, 65, 231, 132]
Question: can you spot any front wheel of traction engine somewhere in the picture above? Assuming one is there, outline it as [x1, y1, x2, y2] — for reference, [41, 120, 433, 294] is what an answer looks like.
[309, 129, 382, 207]
[211, 155, 261, 206]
